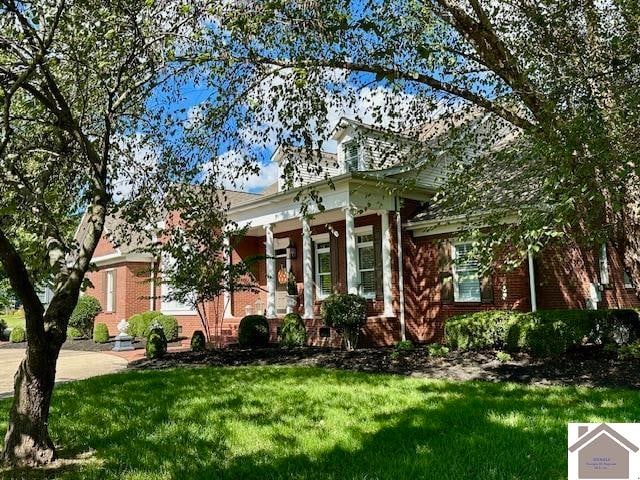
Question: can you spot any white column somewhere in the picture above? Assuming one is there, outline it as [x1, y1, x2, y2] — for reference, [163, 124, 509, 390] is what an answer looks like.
[265, 224, 277, 318]
[380, 211, 394, 317]
[302, 217, 314, 319]
[222, 235, 232, 318]
[528, 249, 537, 312]
[345, 207, 358, 294]
[396, 211, 406, 341]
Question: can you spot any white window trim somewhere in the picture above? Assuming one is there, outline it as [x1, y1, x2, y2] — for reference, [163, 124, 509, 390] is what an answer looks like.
[105, 269, 115, 313]
[624, 270, 633, 289]
[599, 243, 610, 285]
[160, 254, 197, 315]
[451, 242, 481, 303]
[343, 140, 363, 172]
[314, 240, 332, 299]
[356, 231, 376, 299]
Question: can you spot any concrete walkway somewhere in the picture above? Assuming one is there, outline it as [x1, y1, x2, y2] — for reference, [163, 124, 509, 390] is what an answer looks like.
[0, 349, 128, 397]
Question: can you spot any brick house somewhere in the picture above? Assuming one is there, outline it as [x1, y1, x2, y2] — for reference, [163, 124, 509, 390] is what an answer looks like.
[80, 117, 639, 346]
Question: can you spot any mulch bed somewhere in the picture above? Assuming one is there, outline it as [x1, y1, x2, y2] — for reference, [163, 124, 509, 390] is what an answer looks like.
[129, 345, 640, 389]
[0, 337, 184, 352]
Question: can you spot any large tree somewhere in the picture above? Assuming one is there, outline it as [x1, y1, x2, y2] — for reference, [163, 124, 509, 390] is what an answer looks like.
[199, 0, 640, 289]
[0, 0, 205, 465]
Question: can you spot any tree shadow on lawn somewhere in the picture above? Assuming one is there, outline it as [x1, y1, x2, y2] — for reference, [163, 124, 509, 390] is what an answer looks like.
[1, 366, 638, 480]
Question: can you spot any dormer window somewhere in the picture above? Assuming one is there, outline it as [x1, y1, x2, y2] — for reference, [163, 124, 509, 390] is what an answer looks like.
[343, 141, 361, 171]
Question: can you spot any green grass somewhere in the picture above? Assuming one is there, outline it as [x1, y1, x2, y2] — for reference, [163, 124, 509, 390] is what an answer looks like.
[1, 366, 639, 479]
[0, 311, 24, 330]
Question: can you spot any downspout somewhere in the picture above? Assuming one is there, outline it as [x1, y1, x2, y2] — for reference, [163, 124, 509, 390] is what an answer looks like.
[395, 197, 406, 341]
[527, 249, 537, 312]
[149, 259, 156, 311]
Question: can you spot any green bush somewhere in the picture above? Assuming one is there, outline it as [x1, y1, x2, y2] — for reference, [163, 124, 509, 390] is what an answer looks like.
[9, 326, 25, 343]
[146, 325, 167, 359]
[321, 294, 367, 350]
[395, 340, 414, 351]
[618, 341, 640, 360]
[279, 313, 306, 347]
[69, 295, 102, 337]
[238, 315, 270, 348]
[154, 315, 178, 341]
[0, 318, 7, 341]
[92, 323, 110, 343]
[128, 311, 162, 338]
[427, 343, 449, 357]
[496, 351, 512, 363]
[444, 309, 639, 357]
[67, 326, 83, 339]
[191, 330, 206, 352]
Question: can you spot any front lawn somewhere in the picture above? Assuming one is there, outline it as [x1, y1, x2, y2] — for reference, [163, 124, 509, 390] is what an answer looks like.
[0, 311, 24, 330]
[1, 366, 638, 479]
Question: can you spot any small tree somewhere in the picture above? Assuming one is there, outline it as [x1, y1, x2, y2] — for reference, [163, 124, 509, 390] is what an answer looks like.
[68, 296, 102, 337]
[321, 294, 367, 350]
[157, 187, 259, 348]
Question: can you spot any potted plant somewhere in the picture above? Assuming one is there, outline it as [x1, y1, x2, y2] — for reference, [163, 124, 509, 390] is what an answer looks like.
[286, 270, 298, 313]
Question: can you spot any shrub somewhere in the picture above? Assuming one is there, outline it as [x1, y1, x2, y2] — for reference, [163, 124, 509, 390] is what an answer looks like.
[9, 326, 25, 343]
[191, 330, 206, 352]
[444, 309, 640, 357]
[618, 341, 640, 360]
[321, 294, 367, 350]
[156, 315, 179, 341]
[92, 323, 110, 343]
[238, 315, 269, 348]
[0, 318, 7, 341]
[279, 313, 306, 347]
[395, 340, 414, 351]
[146, 324, 167, 359]
[496, 351, 512, 363]
[67, 326, 82, 339]
[427, 343, 449, 357]
[128, 311, 162, 338]
[69, 295, 102, 337]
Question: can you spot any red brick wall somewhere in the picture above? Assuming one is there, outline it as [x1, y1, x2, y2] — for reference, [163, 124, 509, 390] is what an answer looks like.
[86, 262, 152, 333]
[402, 234, 531, 344]
[535, 241, 640, 310]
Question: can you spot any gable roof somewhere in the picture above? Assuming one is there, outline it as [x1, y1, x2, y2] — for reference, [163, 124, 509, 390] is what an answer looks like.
[569, 424, 639, 453]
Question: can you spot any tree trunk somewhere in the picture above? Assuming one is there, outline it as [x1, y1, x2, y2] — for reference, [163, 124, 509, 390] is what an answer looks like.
[1, 342, 62, 467]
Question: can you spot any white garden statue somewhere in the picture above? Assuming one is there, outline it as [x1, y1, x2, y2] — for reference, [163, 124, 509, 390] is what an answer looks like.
[117, 318, 129, 335]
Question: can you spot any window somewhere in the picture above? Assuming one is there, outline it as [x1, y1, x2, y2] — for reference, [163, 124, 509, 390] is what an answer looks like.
[452, 242, 481, 302]
[357, 233, 376, 298]
[343, 141, 360, 171]
[105, 270, 115, 312]
[599, 243, 610, 285]
[315, 241, 332, 298]
[624, 270, 633, 289]
[161, 255, 196, 314]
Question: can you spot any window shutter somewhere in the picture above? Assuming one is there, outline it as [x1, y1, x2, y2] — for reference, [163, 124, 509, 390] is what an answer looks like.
[372, 223, 383, 299]
[480, 275, 493, 304]
[438, 240, 454, 304]
[103, 271, 109, 306]
[311, 241, 316, 298]
[330, 233, 340, 294]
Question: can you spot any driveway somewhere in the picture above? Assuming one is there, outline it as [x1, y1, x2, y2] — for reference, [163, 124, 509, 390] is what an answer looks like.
[0, 349, 128, 397]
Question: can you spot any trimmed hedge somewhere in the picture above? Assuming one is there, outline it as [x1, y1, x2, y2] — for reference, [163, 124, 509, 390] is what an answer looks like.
[146, 325, 167, 359]
[445, 309, 640, 356]
[156, 315, 178, 341]
[128, 311, 162, 339]
[238, 315, 269, 348]
[191, 330, 206, 352]
[69, 295, 102, 337]
[93, 323, 110, 343]
[279, 313, 306, 347]
[9, 326, 25, 343]
[67, 326, 83, 339]
[0, 318, 7, 341]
